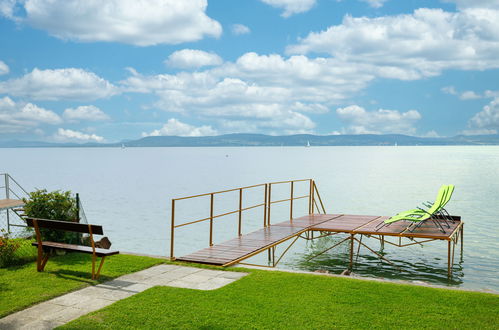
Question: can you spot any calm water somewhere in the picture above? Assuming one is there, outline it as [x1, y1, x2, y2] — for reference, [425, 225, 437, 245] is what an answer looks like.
[1, 146, 498, 292]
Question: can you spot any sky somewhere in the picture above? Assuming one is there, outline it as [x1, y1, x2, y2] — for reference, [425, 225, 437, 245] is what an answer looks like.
[0, 0, 498, 143]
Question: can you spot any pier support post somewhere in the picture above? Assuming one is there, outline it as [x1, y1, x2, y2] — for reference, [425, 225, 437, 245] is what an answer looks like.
[447, 240, 452, 277]
[460, 225, 464, 258]
[349, 234, 354, 270]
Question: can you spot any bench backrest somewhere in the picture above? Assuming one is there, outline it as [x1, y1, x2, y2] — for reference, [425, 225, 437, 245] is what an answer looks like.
[26, 217, 104, 235]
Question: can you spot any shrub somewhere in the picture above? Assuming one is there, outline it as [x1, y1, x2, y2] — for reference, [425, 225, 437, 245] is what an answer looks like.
[23, 190, 81, 244]
[0, 229, 20, 267]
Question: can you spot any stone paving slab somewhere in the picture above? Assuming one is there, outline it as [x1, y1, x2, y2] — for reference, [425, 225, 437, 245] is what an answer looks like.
[0, 265, 248, 330]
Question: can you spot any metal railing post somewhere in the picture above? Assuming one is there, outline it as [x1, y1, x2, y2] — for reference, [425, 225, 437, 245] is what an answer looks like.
[5, 173, 10, 199]
[267, 183, 272, 226]
[311, 180, 315, 213]
[209, 193, 214, 246]
[263, 184, 268, 227]
[290, 181, 294, 220]
[308, 179, 313, 214]
[170, 199, 175, 260]
[238, 188, 243, 236]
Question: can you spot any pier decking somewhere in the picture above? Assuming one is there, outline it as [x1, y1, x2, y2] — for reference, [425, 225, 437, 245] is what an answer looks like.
[177, 213, 463, 271]
[0, 199, 24, 211]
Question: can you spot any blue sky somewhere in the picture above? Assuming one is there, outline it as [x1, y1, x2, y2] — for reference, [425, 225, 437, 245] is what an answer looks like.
[0, 0, 498, 143]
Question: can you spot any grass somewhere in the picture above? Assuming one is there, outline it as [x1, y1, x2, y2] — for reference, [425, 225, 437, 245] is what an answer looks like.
[0, 253, 164, 318]
[62, 269, 499, 329]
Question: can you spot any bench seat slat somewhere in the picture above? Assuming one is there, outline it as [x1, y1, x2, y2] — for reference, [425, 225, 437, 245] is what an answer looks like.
[32, 241, 119, 257]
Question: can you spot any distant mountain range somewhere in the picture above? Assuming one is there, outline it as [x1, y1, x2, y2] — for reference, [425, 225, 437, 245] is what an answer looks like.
[2, 133, 499, 148]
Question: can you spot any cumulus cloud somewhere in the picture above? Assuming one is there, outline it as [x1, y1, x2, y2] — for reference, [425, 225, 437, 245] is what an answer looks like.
[0, 68, 117, 101]
[442, 86, 458, 95]
[287, 8, 499, 79]
[460, 91, 482, 100]
[260, 0, 316, 17]
[465, 97, 499, 134]
[0, 60, 9, 75]
[0, 96, 62, 133]
[231, 24, 251, 35]
[63, 105, 110, 122]
[121, 52, 379, 133]
[336, 105, 421, 134]
[360, 0, 388, 8]
[166, 49, 223, 69]
[1, 0, 222, 46]
[54, 128, 104, 142]
[443, 0, 499, 10]
[142, 118, 217, 137]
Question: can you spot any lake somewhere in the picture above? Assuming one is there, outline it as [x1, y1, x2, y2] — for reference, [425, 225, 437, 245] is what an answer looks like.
[1, 146, 498, 292]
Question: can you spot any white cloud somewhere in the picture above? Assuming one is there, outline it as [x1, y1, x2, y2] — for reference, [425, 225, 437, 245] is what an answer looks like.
[336, 105, 421, 134]
[360, 0, 387, 9]
[121, 52, 378, 134]
[54, 128, 104, 142]
[166, 49, 223, 69]
[231, 24, 251, 36]
[442, 86, 457, 95]
[142, 118, 217, 137]
[287, 8, 499, 79]
[0, 68, 117, 101]
[0, 60, 9, 75]
[0, 96, 62, 133]
[63, 105, 110, 122]
[443, 0, 499, 10]
[465, 97, 499, 134]
[2, 0, 222, 46]
[460, 91, 482, 100]
[260, 0, 316, 17]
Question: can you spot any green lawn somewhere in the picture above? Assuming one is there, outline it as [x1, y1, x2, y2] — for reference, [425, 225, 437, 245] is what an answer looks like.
[62, 269, 499, 329]
[0, 253, 164, 318]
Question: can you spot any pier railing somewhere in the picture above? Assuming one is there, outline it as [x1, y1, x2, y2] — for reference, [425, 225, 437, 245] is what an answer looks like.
[170, 179, 326, 260]
[0, 173, 29, 200]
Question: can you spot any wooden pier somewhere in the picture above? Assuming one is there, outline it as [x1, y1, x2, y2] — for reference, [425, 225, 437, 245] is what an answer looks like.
[171, 180, 463, 277]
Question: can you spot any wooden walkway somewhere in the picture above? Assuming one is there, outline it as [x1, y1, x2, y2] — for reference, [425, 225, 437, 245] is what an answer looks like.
[177, 214, 339, 266]
[177, 213, 463, 267]
[0, 198, 24, 211]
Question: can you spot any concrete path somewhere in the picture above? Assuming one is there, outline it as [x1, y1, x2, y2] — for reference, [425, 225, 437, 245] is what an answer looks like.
[0, 264, 247, 329]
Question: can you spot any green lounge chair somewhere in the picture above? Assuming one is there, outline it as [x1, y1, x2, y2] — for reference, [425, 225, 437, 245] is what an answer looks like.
[394, 184, 454, 223]
[376, 185, 454, 233]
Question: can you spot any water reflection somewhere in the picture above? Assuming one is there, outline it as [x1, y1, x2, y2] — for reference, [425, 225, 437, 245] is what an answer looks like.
[287, 234, 464, 286]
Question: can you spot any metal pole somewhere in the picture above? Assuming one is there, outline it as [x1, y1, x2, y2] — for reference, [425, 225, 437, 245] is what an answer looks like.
[349, 234, 354, 269]
[290, 181, 294, 221]
[170, 199, 175, 260]
[263, 184, 268, 227]
[447, 240, 452, 278]
[267, 184, 272, 226]
[460, 225, 464, 258]
[308, 179, 312, 214]
[311, 180, 315, 214]
[76, 193, 80, 223]
[5, 174, 10, 199]
[209, 193, 214, 246]
[238, 188, 242, 236]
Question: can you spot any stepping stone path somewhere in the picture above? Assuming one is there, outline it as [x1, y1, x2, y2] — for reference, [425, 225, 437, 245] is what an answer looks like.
[0, 264, 247, 329]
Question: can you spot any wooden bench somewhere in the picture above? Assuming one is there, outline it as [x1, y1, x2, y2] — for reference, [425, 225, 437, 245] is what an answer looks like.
[26, 217, 119, 280]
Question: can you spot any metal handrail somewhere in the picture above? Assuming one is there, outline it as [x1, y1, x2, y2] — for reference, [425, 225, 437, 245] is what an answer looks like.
[170, 179, 324, 260]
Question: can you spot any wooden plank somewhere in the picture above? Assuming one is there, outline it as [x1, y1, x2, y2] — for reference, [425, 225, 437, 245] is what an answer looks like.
[0, 198, 25, 211]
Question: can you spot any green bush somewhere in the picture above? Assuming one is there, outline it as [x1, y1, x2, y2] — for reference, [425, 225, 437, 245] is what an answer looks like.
[23, 190, 81, 244]
[0, 229, 20, 267]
